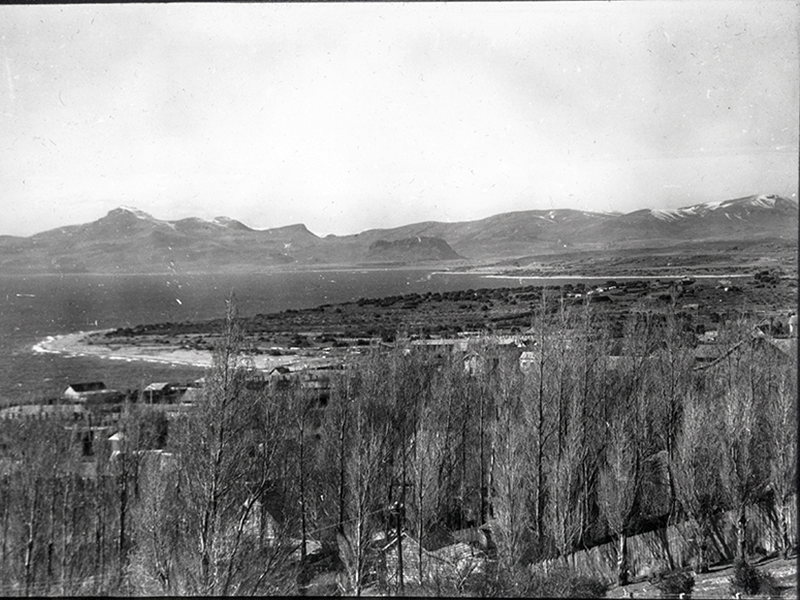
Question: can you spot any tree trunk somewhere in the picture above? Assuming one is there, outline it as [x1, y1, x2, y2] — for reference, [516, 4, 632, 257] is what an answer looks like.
[479, 388, 487, 525]
[399, 456, 406, 594]
[396, 508, 404, 594]
[617, 532, 629, 586]
[299, 414, 307, 563]
[778, 501, 790, 560]
[24, 480, 39, 597]
[47, 483, 56, 595]
[60, 475, 70, 594]
[709, 518, 733, 562]
[99, 485, 107, 592]
[736, 504, 747, 561]
[119, 456, 129, 589]
[338, 410, 347, 535]
[1, 479, 9, 586]
[658, 523, 675, 572]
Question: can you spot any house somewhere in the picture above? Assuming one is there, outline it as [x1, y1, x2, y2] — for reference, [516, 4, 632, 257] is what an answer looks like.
[108, 431, 125, 457]
[693, 335, 796, 372]
[789, 314, 797, 337]
[761, 337, 797, 360]
[698, 330, 718, 343]
[463, 352, 499, 377]
[693, 344, 723, 364]
[519, 350, 540, 370]
[142, 382, 184, 403]
[63, 381, 106, 399]
[63, 382, 124, 404]
[382, 532, 487, 588]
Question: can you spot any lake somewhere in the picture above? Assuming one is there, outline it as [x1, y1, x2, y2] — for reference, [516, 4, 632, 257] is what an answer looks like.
[0, 269, 606, 404]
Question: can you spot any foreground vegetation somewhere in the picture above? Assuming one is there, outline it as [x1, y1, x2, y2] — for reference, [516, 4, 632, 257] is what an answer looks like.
[0, 292, 796, 596]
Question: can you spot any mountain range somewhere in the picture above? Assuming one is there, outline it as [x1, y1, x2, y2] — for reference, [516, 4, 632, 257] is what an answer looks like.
[0, 194, 796, 273]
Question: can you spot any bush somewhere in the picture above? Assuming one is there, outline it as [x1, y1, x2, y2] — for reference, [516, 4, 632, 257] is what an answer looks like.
[568, 574, 610, 598]
[652, 570, 695, 598]
[728, 559, 780, 597]
[527, 567, 609, 598]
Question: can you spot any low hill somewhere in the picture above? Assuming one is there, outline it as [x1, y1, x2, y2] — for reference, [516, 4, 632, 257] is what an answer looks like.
[365, 237, 462, 263]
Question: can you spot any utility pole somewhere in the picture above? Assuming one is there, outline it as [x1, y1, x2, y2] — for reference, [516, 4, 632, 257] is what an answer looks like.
[390, 498, 405, 595]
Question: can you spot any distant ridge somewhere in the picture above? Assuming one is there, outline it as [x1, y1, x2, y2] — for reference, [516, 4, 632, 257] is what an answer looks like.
[0, 194, 795, 273]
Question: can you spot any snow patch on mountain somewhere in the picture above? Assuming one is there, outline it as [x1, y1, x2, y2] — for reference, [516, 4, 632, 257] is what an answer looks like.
[652, 195, 785, 221]
[752, 194, 777, 208]
[650, 208, 697, 222]
[118, 206, 156, 220]
[702, 200, 727, 211]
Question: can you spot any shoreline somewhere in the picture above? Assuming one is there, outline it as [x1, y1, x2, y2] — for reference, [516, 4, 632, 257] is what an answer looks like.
[431, 271, 753, 280]
[27, 269, 768, 374]
[33, 329, 214, 369]
[32, 330, 333, 373]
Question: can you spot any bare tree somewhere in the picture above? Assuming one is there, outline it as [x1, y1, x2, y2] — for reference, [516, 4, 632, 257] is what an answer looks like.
[489, 355, 532, 573]
[336, 353, 394, 596]
[544, 387, 586, 567]
[157, 294, 287, 595]
[127, 450, 182, 594]
[713, 323, 770, 562]
[0, 419, 80, 595]
[763, 352, 797, 558]
[671, 390, 726, 572]
[651, 308, 696, 515]
[522, 289, 559, 550]
[597, 417, 639, 585]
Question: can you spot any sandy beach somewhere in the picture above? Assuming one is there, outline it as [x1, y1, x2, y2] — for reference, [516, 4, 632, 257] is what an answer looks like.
[432, 271, 752, 280]
[32, 329, 340, 374]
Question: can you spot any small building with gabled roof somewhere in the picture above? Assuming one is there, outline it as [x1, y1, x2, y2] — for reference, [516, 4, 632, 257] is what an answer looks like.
[142, 382, 187, 403]
[64, 382, 106, 398]
[382, 531, 488, 588]
[63, 382, 124, 405]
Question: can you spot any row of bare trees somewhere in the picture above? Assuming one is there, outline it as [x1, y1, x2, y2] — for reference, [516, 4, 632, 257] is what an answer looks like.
[0, 298, 795, 595]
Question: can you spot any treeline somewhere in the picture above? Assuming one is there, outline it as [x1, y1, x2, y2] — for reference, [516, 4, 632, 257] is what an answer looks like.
[0, 297, 795, 596]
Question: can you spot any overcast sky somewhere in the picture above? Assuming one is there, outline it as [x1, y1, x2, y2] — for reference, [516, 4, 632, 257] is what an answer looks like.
[1, 1, 797, 237]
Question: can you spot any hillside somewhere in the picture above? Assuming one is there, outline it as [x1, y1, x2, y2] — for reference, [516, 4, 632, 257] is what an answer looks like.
[365, 237, 462, 263]
[0, 194, 795, 274]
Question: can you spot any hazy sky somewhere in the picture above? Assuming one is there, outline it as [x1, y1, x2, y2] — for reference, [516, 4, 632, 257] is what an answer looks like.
[1, 1, 797, 237]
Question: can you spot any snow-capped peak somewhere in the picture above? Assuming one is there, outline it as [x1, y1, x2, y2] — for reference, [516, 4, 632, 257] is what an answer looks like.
[652, 195, 785, 221]
[705, 194, 781, 211]
[111, 206, 176, 230]
[751, 194, 777, 208]
[117, 205, 156, 220]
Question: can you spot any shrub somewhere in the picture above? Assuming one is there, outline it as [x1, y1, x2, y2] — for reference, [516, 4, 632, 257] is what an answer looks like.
[728, 559, 780, 597]
[652, 570, 695, 598]
[526, 567, 609, 598]
[568, 574, 610, 598]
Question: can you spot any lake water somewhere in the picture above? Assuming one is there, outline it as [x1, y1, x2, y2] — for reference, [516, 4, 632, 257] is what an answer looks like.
[0, 269, 605, 404]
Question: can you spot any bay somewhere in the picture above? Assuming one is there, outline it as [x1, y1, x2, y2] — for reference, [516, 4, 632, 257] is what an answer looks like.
[0, 269, 579, 405]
